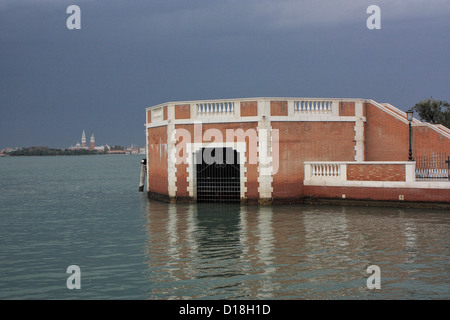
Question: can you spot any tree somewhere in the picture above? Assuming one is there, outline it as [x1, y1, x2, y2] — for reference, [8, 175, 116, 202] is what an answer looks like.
[412, 97, 450, 129]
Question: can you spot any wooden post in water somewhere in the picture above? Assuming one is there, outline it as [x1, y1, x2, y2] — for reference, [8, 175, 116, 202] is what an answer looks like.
[139, 158, 147, 192]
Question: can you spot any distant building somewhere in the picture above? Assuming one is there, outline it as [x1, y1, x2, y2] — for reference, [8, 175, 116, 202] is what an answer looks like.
[90, 132, 95, 150]
[68, 130, 143, 154]
[81, 130, 86, 148]
[127, 144, 146, 155]
[1, 147, 18, 153]
[70, 130, 97, 150]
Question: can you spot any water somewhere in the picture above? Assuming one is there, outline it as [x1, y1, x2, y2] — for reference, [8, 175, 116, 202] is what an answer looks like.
[0, 155, 449, 300]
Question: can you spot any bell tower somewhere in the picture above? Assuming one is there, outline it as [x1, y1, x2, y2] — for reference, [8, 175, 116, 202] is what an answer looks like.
[81, 130, 86, 148]
[90, 132, 95, 150]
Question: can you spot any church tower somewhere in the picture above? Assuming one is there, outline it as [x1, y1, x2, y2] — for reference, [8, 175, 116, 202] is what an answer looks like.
[81, 130, 86, 148]
[90, 132, 95, 150]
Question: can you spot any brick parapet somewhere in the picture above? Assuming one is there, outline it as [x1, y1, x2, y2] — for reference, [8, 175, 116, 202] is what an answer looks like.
[347, 163, 405, 181]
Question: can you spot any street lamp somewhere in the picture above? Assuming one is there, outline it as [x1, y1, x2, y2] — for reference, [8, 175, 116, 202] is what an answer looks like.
[406, 110, 414, 161]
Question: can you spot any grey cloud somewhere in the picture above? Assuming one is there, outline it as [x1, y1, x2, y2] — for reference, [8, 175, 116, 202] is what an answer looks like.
[0, 0, 448, 148]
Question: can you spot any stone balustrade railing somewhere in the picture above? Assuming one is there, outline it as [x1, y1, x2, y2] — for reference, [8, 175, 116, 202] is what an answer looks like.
[304, 161, 416, 183]
[197, 102, 235, 115]
[302, 161, 450, 189]
[309, 162, 343, 178]
[294, 100, 333, 113]
[147, 97, 353, 124]
[194, 98, 338, 117]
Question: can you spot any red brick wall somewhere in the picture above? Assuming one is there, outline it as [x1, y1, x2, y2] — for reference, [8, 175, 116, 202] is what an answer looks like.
[147, 110, 151, 124]
[412, 125, 450, 158]
[272, 121, 356, 199]
[365, 103, 450, 161]
[305, 185, 450, 203]
[365, 103, 409, 161]
[163, 106, 168, 121]
[241, 101, 258, 117]
[347, 164, 405, 181]
[175, 104, 190, 120]
[270, 101, 288, 116]
[147, 126, 168, 196]
[339, 102, 355, 116]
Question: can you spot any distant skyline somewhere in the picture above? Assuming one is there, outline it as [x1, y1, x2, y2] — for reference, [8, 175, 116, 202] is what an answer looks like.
[69, 129, 132, 149]
[1, 0, 449, 149]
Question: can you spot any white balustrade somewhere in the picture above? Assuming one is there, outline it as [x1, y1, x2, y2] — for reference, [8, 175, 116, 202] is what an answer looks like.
[304, 161, 450, 190]
[197, 102, 235, 115]
[310, 163, 342, 178]
[294, 100, 333, 113]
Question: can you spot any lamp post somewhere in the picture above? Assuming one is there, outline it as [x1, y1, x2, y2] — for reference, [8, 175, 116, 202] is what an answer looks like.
[406, 110, 414, 161]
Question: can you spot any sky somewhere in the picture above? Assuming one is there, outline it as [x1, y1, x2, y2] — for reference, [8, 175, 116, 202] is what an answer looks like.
[0, 0, 449, 149]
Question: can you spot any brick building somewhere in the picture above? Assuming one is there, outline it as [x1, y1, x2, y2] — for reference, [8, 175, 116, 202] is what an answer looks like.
[145, 98, 450, 206]
[90, 132, 95, 150]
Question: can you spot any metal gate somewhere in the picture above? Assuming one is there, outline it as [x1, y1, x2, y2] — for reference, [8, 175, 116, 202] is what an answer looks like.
[196, 147, 240, 203]
[415, 153, 450, 181]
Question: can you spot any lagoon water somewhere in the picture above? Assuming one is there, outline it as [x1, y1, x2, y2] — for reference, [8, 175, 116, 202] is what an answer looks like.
[0, 155, 449, 299]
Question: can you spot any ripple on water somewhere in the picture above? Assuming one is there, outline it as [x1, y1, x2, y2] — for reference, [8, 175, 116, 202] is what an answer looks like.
[1, 156, 449, 299]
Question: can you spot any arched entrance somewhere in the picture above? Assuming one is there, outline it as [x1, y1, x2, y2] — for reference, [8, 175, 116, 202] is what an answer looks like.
[195, 147, 240, 203]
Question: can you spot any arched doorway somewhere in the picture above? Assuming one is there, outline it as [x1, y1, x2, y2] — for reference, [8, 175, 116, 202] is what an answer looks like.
[195, 147, 240, 203]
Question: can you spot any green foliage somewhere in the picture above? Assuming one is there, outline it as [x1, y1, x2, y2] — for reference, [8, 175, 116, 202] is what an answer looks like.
[110, 145, 125, 150]
[412, 97, 450, 128]
[6, 147, 100, 156]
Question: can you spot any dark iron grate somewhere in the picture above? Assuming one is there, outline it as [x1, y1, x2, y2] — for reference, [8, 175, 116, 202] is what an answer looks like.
[196, 148, 240, 203]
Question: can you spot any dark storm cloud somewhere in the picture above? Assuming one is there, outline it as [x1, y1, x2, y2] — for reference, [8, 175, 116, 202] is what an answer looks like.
[0, 0, 449, 148]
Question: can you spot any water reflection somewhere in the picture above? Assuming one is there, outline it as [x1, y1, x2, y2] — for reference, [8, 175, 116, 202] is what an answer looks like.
[240, 205, 278, 298]
[144, 201, 450, 299]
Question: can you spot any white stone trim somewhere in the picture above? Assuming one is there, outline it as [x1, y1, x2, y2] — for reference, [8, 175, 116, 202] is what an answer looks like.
[146, 121, 169, 128]
[354, 101, 365, 162]
[167, 104, 177, 197]
[287, 100, 294, 117]
[331, 100, 340, 117]
[367, 99, 411, 124]
[234, 101, 241, 119]
[257, 100, 273, 200]
[151, 106, 164, 123]
[405, 162, 416, 183]
[381, 103, 421, 124]
[270, 115, 359, 122]
[167, 123, 177, 197]
[304, 179, 450, 189]
[145, 115, 362, 128]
